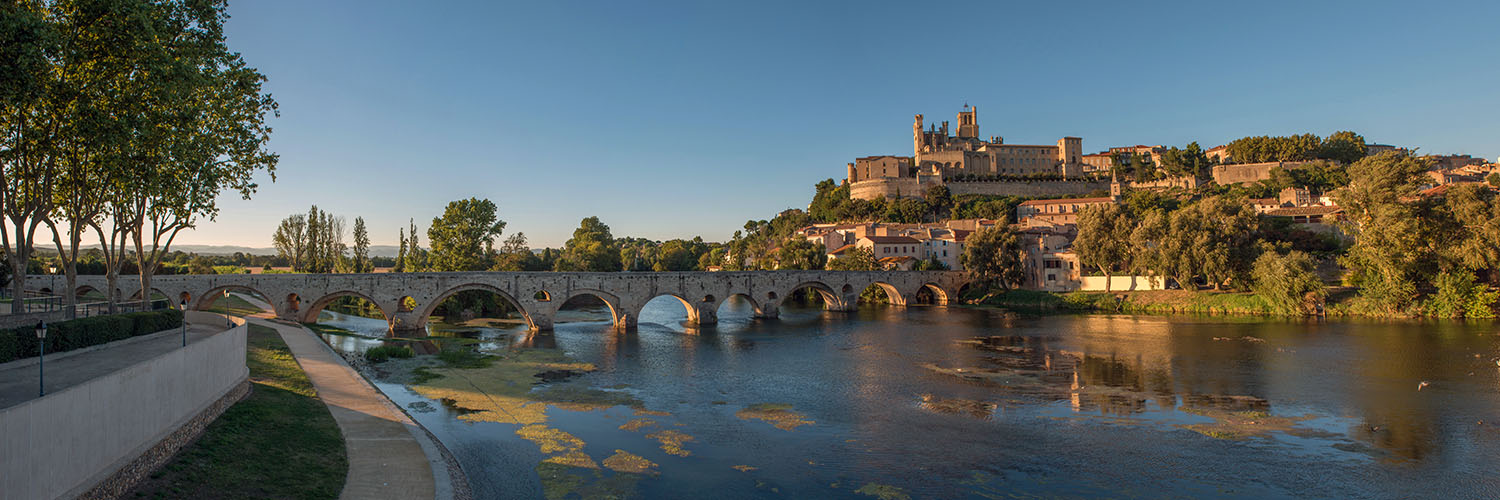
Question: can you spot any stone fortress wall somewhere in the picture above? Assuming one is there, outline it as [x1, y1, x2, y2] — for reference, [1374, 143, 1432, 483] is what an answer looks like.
[849, 176, 1111, 200]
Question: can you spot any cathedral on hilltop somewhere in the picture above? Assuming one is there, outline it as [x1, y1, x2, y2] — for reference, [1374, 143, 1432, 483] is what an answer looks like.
[845, 105, 1101, 201]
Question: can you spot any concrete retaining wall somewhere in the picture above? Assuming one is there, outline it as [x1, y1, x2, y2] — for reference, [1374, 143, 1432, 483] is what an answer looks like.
[1080, 276, 1166, 291]
[0, 310, 66, 330]
[849, 177, 1111, 201]
[0, 318, 248, 500]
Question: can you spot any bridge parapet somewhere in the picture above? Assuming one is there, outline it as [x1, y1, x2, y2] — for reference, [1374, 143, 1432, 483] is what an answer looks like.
[29, 270, 970, 335]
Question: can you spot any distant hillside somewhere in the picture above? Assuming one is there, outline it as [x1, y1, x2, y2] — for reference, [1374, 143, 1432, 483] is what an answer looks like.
[65, 244, 403, 258]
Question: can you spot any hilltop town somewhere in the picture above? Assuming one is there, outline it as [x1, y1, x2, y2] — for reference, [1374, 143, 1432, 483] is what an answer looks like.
[730, 105, 1500, 317]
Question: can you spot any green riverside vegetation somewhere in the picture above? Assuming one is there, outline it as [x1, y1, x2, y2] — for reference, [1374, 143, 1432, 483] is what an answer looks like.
[128, 324, 347, 499]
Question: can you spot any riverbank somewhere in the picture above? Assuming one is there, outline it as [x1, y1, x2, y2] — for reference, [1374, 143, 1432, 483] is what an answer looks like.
[970, 289, 1280, 316]
[127, 323, 347, 498]
[963, 287, 1496, 320]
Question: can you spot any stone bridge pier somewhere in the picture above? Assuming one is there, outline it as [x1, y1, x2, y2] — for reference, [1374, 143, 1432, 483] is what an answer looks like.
[32, 270, 970, 337]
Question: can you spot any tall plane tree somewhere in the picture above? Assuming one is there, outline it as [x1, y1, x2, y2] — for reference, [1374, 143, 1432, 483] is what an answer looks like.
[113, 0, 278, 303]
[0, 1, 59, 312]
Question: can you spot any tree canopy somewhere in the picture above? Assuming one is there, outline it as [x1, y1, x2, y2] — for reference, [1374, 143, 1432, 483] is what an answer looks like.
[557, 216, 622, 272]
[427, 197, 505, 272]
[961, 226, 1022, 289]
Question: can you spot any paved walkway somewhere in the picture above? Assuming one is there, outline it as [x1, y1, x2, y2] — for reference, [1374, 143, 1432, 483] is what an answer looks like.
[0, 321, 228, 410]
[247, 317, 441, 500]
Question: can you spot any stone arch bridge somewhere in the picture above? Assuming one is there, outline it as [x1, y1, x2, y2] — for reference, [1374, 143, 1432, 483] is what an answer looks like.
[33, 271, 970, 335]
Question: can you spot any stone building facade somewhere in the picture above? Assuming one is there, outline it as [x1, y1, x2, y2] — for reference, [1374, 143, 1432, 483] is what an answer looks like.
[1210, 161, 1314, 186]
[846, 155, 914, 183]
[1015, 197, 1116, 226]
[844, 105, 1093, 201]
[911, 106, 1084, 179]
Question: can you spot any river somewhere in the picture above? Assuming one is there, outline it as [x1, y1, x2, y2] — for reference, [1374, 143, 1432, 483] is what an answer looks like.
[312, 298, 1500, 499]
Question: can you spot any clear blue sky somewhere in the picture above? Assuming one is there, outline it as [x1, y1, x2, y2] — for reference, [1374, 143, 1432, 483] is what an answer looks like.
[185, 0, 1500, 249]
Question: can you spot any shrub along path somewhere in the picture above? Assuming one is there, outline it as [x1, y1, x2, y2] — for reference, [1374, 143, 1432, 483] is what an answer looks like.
[128, 323, 347, 499]
[0, 315, 222, 410]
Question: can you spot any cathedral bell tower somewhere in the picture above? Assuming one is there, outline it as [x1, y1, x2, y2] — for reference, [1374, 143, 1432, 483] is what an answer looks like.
[913, 114, 925, 157]
[956, 105, 978, 139]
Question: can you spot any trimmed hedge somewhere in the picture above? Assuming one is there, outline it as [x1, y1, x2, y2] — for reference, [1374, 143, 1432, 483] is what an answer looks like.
[0, 309, 184, 364]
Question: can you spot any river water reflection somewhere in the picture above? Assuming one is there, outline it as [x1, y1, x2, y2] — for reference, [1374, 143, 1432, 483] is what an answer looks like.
[315, 299, 1500, 499]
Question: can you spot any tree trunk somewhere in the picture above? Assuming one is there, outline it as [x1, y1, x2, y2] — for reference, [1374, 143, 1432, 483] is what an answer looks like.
[1103, 268, 1113, 292]
[9, 257, 25, 314]
[139, 269, 153, 310]
[105, 267, 119, 313]
[62, 268, 77, 319]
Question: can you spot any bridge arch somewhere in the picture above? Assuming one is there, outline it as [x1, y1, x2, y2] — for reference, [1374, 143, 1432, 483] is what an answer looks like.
[856, 281, 907, 307]
[785, 281, 838, 304]
[300, 290, 392, 325]
[554, 288, 627, 330]
[635, 292, 718, 328]
[715, 292, 768, 318]
[912, 283, 952, 306]
[190, 284, 276, 314]
[127, 288, 168, 302]
[416, 283, 537, 331]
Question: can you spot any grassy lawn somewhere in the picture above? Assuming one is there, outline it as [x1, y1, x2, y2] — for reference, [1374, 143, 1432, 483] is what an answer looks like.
[203, 294, 269, 317]
[128, 324, 347, 499]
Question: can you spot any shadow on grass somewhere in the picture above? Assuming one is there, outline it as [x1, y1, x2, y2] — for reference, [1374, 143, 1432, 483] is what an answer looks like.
[128, 324, 347, 499]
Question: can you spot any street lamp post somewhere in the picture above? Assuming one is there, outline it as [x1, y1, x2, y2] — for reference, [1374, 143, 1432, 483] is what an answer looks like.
[46, 265, 57, 312]
[180, 298, 188, 347]
[35, 321, 46, 397]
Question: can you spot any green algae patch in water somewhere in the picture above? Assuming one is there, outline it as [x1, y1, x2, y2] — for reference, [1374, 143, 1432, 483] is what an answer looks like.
[731, 465, 757, 472]
[536, 462, 645, 500]
[736, 403, 815, 431]
[407, 346, 640, 425]
[542, 450, 599, 469]
[918, 394, 998, 419]
[855, 482, 911, 500]
[602, 450, 658, 475]
[644, 429, 695, 456]
[517, 425, 586, 454]
[1178, 406, 1312, 440]
[618, 418, 657, 432]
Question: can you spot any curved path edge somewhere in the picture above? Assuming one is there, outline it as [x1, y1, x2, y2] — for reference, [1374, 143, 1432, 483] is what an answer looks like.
[247, 317, 462, 500]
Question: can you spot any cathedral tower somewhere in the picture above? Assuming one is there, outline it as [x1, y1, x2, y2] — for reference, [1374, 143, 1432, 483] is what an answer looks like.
[912, 114, 925, 156]
[956, 105, 978, 139]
